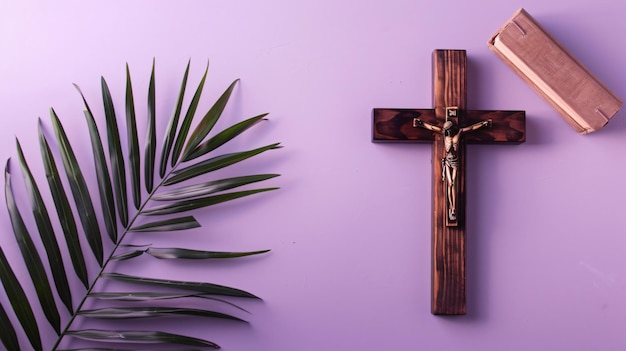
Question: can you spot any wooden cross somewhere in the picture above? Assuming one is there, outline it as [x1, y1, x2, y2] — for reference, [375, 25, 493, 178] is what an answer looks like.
[372, 50, 525, 315]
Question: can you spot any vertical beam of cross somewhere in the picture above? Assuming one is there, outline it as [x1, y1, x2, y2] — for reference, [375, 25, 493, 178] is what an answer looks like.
[432, 50, 468, 314]
[372, 50, 525, 315]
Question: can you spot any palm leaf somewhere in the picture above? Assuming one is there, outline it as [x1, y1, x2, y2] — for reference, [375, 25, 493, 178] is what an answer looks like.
[125, 64, 141, 209]
[0, 247, 41, 351]
[159, 60, 191, 178]
[171, 61, 209, 167]
[87, 292, 249, 310]
[112, 247, 269, 261]
[65, 330, 219, 348]
[111, 250, 145, 261]
[164, 143, 282, 186]
[154, 174, 279, 201]
[88, 291, 212, 301]
[15, 139, 73, 314]
[0, 301, 19, 351]
[181, 79, 239, 161]
[75, 84, 118, 243]
[4, 160, 61, 335]
[142, 188, 279, 215]
[2, 61, 279, 350]
[101, 76, 129, 226]
[58, 350, 197, 351]
[146, 247, 270, 260]
[77, 307, 246, 322]
[145, 59, 157, 193]
[129, 216, 200, 232]
[119, 244, 151, 249]
[50, 109, 104, 266]
[185, 113, 267, 162]
[38, 121, 90, 288]
[84, 108, 118, 243]
[102, 272, 260, 298]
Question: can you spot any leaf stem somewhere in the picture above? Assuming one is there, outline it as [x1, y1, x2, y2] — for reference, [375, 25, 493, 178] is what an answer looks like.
[52, 161, 181, 350]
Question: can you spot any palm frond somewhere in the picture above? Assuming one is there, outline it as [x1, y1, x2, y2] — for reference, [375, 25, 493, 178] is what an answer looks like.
[101, 76, 129, 226]
[4, 161, 61, 335]
[65, 330, 219, 348]
[38, 121, 90, 289]
[1, 61, 279, 350]
[102, 272, 261, 298]
[110, 250, 145, 261]
[16, 139, 74, 314]
[144, 59, 157, 193]
[84, 107, 118, 243]
[159, 60, 191, 178]
[125, 64, 141, 210]
[0, 247, 41, 351]
[171, 62, 209, 167]
[111, 247, 269, 261]
[145, 247, 270, 260]
[129, 216, 200, 232]
[185, 113, 268, 161]
[77, 307, 247, 322]
[87, 292, 249, 311]
[50, 109, 105, 265]
[164, 143, 282, 186]
[153, 174, 280, 201]
[181, 79, 240, 161]
[0, 300, 19, 351]
[142, 188, 279, 215]
[59, 348, 204, 351]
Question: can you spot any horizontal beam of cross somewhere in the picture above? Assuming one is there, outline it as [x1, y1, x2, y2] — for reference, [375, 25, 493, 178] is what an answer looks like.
[373, 109, 525, 144]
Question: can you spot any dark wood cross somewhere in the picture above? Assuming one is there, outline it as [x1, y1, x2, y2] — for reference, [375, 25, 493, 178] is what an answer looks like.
[372, 50, 525, 315]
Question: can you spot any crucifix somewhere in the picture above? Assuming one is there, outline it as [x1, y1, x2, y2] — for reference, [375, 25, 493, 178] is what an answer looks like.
[372, 50, 525, 315]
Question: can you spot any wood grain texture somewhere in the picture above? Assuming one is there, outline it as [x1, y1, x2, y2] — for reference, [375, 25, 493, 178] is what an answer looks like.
[431, 49, 467, 315]
[372, 108, 436, 142]
[372, 109, 525, 143]
[463, 110, 525, 143]
[370, 49, 526, 316]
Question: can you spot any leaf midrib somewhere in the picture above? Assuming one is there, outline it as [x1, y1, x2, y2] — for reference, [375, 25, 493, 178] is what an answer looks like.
[51, 157, 183, 350]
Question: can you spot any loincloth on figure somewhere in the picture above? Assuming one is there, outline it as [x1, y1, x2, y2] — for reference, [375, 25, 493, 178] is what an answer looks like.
[441, 154, 459, 182]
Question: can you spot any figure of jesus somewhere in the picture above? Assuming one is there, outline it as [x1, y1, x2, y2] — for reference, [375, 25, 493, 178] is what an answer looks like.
[413, 116, 491, 222]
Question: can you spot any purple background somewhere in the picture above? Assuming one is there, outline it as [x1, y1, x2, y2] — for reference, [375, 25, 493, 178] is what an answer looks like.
[1, 1, 626, 350]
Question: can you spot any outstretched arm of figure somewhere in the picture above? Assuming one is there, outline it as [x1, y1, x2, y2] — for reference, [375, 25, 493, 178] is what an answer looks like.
[459, 119, 491, 133]
[413, 118, 443, 133]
